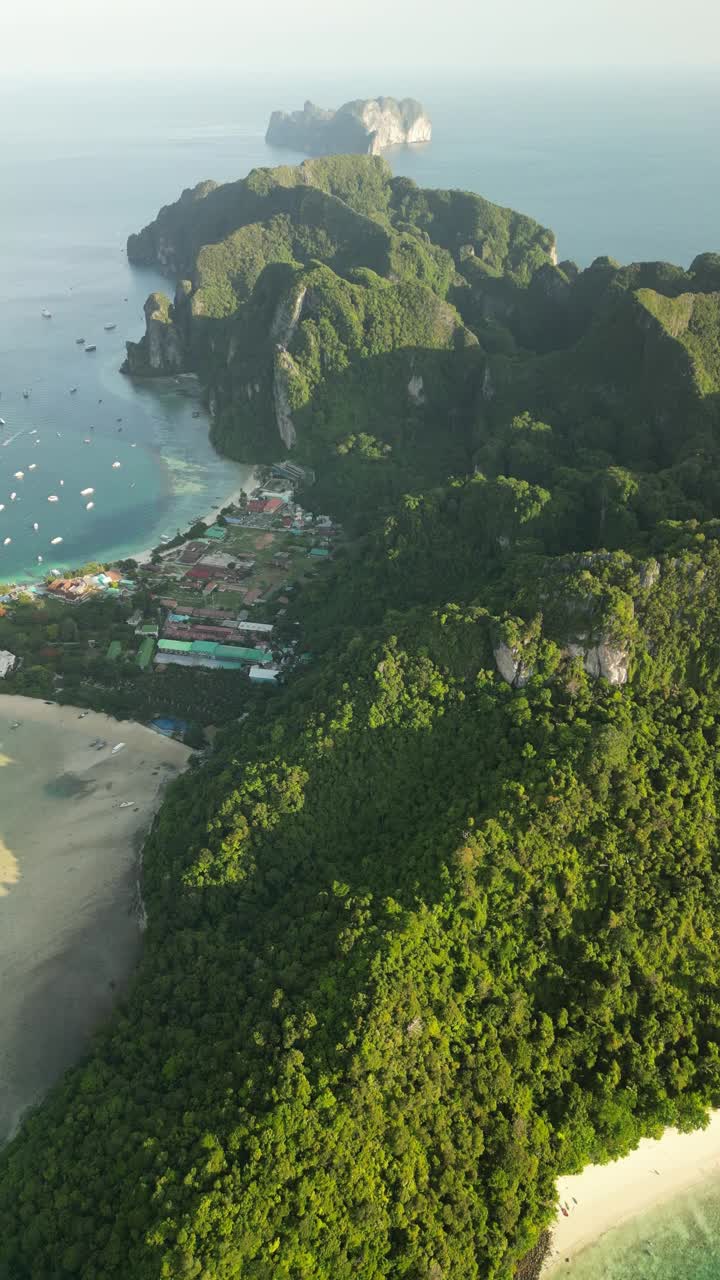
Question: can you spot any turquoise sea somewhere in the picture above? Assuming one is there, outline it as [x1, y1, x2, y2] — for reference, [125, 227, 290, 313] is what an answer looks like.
[1, 69, 720, 1270]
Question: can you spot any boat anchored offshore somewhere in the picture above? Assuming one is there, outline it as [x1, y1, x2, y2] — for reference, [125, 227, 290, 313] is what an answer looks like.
[80, 487, 94, 496]
[41, 309, 52, 319]
[85, 344, 97, 353]
[104, 323, 116, 331]
[50, 536, 63, 545]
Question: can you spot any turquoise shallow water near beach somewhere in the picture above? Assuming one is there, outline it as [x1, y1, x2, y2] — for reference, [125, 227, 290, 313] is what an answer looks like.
[2, 68, 719, 582]
[554, 1175, 720, 1278]
[2, 69, 720, 1266]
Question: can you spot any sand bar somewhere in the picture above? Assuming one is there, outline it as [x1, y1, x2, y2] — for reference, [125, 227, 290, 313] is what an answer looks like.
[0, 695, 189, 1145]
[542, 1110, 720, 1272]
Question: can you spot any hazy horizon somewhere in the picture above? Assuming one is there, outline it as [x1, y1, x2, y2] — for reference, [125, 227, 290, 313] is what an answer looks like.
[3, 0, 720, 75]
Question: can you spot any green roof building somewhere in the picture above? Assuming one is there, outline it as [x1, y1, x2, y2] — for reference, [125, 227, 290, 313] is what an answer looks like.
[203, 525, 227, 541]
[136, 636, 156, 669]
[106, 640, 123, 661]
[158, 638, 193, 654]
[215, 644, 267, 664]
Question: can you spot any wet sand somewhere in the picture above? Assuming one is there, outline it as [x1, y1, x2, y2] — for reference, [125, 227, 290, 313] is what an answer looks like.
[0, 696, 189, 1145]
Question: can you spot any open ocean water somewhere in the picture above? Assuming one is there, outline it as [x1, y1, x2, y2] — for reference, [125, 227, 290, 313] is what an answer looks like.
[1, 69, 720, 1270]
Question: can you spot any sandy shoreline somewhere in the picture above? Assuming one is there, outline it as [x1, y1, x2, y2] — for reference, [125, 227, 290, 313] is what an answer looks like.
[130, 476, 257, 566]
[542, 1111, 720, 1272]
[0, 695, 189, 1144]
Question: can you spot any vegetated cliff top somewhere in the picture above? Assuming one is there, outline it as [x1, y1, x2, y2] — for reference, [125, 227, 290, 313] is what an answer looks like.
[266, 95, 432, 156]
[8, 155, 720, 1280]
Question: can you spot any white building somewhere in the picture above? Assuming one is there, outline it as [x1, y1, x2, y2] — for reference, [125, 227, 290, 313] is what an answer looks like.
[0, 650, 17, 678]
[249, 665, 280, 683]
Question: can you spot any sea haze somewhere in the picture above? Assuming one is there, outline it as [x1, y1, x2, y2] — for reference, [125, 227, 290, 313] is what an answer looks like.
[1, 70, 718, 580]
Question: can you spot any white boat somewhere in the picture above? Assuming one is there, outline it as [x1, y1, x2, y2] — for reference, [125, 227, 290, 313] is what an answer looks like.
[119, 800, 134, 808]
[112, 461, 121, 469]
[0, 418, 5, 426]
[13, 471, 23, 479]
[85, 344, 97, 353]
[3, 537, 10, 546]
[83, 438, 91, 444]
[32, 522, 38, 531]
[111, 743, 125, 754]
[0, 504, 4, 512]
[59, 480, 64, 486]
[29, 429, 37, 435]
[70, 387, 77, 394]
[22, 390, 29, 399]
[47, 495, 59, 502]
[28, 463, 36, 470]
[75, 338, 85, 345]
[56, 431, 62, 438]
[10, 493, 16, 501]
[104, 323, 116, 331]
[37, 555, 43, 563]
[86, 501, 94, 510]
[41, 309, 52, 319]
[80, 487, 94, 496]
[50, 536, 63, 545]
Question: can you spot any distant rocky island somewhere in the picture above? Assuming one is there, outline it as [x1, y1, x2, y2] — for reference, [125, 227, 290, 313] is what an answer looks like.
[265, 96, 432, 156]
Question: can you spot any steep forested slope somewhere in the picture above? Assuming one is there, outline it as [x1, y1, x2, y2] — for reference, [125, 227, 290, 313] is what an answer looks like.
[4, 161, 720, 1280]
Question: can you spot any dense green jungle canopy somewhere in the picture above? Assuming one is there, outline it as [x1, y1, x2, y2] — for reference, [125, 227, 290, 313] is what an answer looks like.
[4, 156, 720, 1279]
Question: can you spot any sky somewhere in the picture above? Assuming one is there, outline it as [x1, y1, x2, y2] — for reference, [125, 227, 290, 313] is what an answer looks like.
[3, 0, 720, 75]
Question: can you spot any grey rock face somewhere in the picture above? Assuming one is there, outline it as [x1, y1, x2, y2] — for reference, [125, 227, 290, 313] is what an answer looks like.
[266, 97, 432, 156]
[493, 642, 532, 688]
[122, 293, 185, 376]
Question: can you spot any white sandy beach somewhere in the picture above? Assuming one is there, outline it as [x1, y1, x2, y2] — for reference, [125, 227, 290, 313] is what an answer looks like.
[0, 696, 189, 1144]
[542, 1111, 720, 1272]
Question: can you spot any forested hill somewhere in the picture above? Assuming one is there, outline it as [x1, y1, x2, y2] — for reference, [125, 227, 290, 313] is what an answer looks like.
[4, 160, 720, 1279]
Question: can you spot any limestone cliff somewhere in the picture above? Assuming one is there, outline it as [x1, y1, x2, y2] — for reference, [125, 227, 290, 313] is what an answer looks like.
[122, 291, 186, 376]
[266, 97, 432, 156]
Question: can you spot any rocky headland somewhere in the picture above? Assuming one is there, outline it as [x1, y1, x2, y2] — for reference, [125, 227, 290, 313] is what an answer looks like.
[265, 96, 432, 156]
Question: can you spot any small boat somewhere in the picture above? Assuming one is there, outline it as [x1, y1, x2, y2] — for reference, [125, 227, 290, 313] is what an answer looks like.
[13, 471, 24, 479]
[112, 461, 121, 469]
[86, 501, 94, 510]
[85, 344, 97, 353]
[50, 536, 63, 545]
[0, 504, 4, 512]
[111, 742, 125, 755]
[56, 431, 62, 438]
[41, 309, 52, 319]
[130, 443, 136, 448]
[119, 800, 134, 808]
[28, 463, 36, 470]
[32, 522, 39, 531]
[23, 390, 29, 399]
[130, 482, 136, 489]
[69, 387, 77, 394]
[192, 410, 200, 419]
[59, 480, 64, 486]
[104, 323, 116, 331]
[3, 537, 11, 545]
[0, 417, 5, 426]
[80, 487, 94, 497]
[47, 495, 59, 502]
[75, 338, 85, 344]
[37, 555, 43, 563]
[29, 429, 37, 435]
[10, 492, 17, 501]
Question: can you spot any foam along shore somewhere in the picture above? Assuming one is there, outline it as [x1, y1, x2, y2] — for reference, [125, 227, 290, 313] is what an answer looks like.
[129, 476, 257, 567]
[542, 1111, 720, 1272]
[0, 696, 190, 1146]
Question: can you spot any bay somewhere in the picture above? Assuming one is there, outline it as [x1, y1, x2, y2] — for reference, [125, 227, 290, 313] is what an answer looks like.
[1, 69, 719, 1267]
